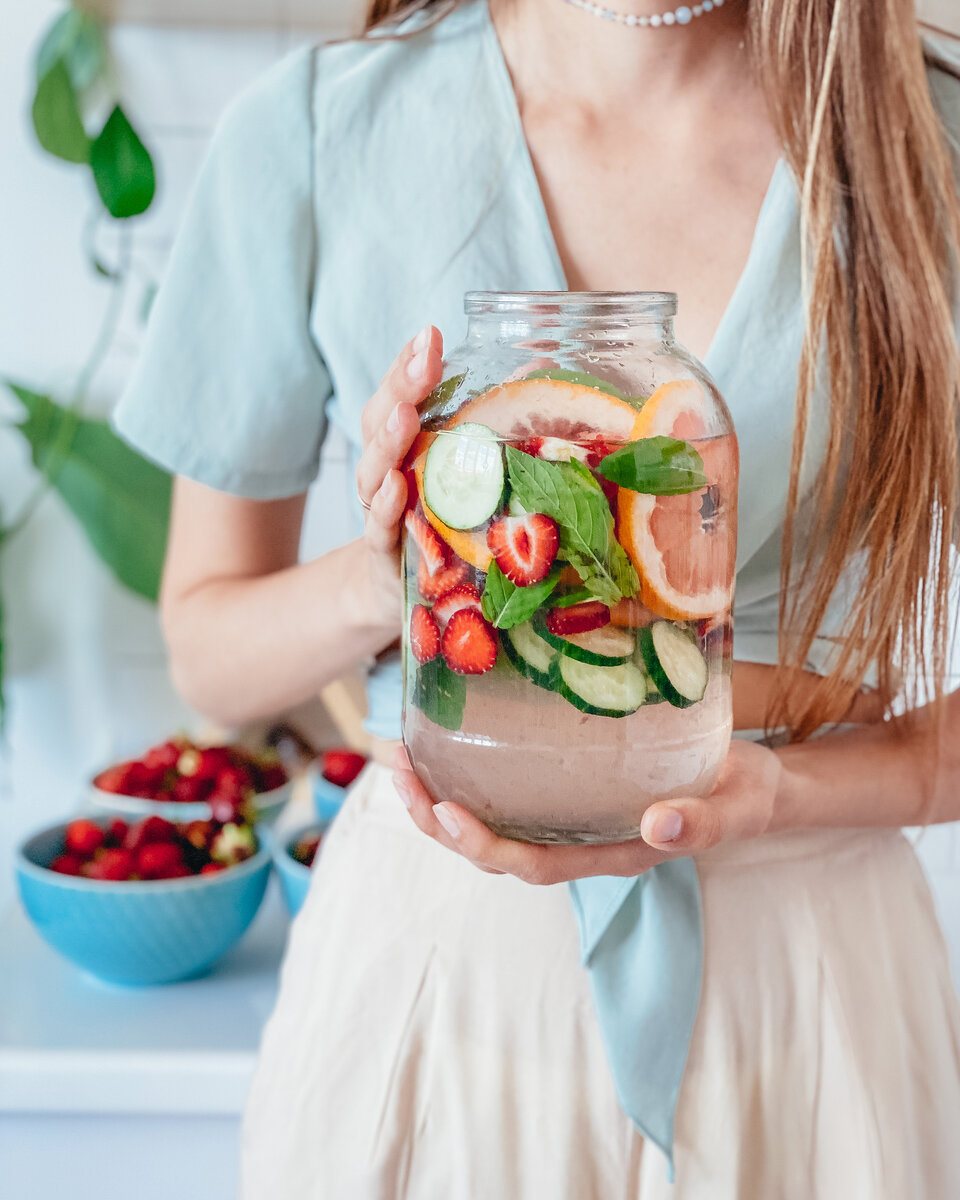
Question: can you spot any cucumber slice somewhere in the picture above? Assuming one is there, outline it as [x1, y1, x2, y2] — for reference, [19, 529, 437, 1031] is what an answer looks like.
[502, 621, 557, 690]
[550, 655, 647, 718]
[423, 423, 504, 530]
[535, 616, 636, 666]
[638, 621, 708, 708]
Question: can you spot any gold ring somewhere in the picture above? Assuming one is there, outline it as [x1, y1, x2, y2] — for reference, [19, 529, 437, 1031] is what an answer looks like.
[358, 491, 373, 512]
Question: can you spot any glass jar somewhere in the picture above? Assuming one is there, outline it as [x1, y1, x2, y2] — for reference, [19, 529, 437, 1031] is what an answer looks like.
[401, 292, 737, 844]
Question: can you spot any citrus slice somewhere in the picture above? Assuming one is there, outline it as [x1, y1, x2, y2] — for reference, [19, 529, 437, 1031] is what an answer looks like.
[448, 377, 641, 442]
[616, 379, 738, 620]
[408, 432, 493, 570]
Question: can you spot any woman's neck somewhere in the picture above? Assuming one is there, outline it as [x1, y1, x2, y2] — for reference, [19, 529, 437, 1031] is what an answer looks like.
[490, 0, 751, 112]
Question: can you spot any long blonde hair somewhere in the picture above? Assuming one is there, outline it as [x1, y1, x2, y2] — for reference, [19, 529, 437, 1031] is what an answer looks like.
[366, 0, 960, 740]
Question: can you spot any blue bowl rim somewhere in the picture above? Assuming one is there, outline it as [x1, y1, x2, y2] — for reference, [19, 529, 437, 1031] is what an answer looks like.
[267, 821, 330, 874]
[16, 818, 273, 894]
[88, 773, 293, 812]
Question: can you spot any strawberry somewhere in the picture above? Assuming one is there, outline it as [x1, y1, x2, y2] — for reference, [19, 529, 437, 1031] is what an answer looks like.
[184, 819, 216, 850]
[123, 815, 178, 853]
[545, 601, 611, 636]
[321, 749, 367, 789]
[441, 609, 498, 675]
[178, 746, 233, 781]
[487, 513, 559, 586]
[49, 853, 83, 876]
[291, 833, 322, 867]
[143, 740, 182, 772]
[432, 583, 482, 629]
[95, 762, 136, 795]
[417, 557, 468, 600]
[404, 510, 447, 577]
[105, 818, 129, 847]
[136, 842, 185, 880]
[172, 775, 212, 805]
[65, 819, 105, 858]
[200, 861, 226, 875]
[85, 848, 136, 881]
[516, 437, 544, 458]
[215, 764, 252, 799]
[410, 604, 441, 664]
[258, 765, 287, 793]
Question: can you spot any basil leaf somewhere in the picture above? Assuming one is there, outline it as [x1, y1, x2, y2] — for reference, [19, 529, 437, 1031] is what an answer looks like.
[481, 563, 560, 629]
[524, 368, 645, 408]
[414, 656, 466, 732]
[598, 436, 707, 495]
[505, 448, 638, 606]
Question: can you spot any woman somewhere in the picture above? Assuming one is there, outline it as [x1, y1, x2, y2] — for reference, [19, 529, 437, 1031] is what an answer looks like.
[115, 0, 960, 1195]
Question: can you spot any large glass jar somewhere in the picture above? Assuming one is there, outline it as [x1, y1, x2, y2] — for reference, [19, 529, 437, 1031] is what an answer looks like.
[401, 292, 737, 844]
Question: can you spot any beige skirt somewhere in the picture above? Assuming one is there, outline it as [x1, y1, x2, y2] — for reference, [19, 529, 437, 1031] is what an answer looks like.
[241, 765, 960, 1199]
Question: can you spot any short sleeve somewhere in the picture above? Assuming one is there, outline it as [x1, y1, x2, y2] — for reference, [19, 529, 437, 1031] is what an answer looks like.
[113, 46, 332, 499]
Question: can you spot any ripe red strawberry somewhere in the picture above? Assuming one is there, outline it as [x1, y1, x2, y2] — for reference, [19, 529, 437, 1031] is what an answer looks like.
[410, 604, 440, 664]
[404, 509, 447, 577]
[184, 819, 216, 850]
[418, 557, 468, 600]
[487, 513, 559, 586]
[545, 601, 611, 636]
[85, 848, 136, 881]
[432, 583, 482, 629]
[258, 765, 288, 793]
[105, 818, 129, 847]
[516, 436, 544, 458]
[200, 861, 226, 875]
[215, 764, 252, 798]
[321, 749, 368, 789]
[178, 746, 233, 781]
[143, 740, 182, 772]
[123, 815, 178, 853]
[441, 609, 498, 675]
[136, 842, 185, 880]
[95, 762, 136, 794]
[49, 853, 83, 876]
[172, 775, 212, 804]
[65, 819, 105, 858]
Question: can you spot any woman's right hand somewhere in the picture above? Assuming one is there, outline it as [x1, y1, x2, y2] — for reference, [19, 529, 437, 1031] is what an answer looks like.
[355, 325, 444, 628]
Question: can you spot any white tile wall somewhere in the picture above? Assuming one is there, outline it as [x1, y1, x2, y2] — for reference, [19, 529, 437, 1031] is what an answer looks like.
[1, 1, 958, 989]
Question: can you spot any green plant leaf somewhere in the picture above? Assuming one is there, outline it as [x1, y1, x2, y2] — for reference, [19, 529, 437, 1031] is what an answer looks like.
[9, 385, 171, 601]
[36, 9, 107, 94]
[0, 541, 6, 731]
[505, 447, 638, 606]
[524, 368, 645, 408]
[32, 60, 90, 164]
[481, 562, 559, 629]
[90, 106, 156, 219]
[551, 586, 595, 608]
[598, 436, 707, 495]
[414, 656, 467, 732]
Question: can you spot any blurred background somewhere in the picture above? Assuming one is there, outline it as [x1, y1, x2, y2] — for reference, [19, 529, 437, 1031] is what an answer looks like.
[1, 2, 958, 1198]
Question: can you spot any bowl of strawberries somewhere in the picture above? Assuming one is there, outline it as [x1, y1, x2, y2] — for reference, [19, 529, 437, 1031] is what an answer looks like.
[274, 824, 327, 917]
[15, 813, 271, 985]
[90, 737, 292, 825]
[307, 747, 368, 823]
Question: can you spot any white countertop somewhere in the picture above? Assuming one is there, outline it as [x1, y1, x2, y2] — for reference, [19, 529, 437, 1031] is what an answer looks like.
[0, 880, 290, 1117]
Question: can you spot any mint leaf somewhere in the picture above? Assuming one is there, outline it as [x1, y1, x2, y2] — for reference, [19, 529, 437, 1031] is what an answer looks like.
[414, 656, 466, 732]
[598, 436, 707, 495]
[481, 563, 560, 629]
[552, 586, 594, 608]
[524, 368, 645, 408]
[505, 448, 638, 606]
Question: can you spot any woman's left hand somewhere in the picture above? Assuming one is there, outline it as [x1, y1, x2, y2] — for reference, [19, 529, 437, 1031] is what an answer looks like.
[392, 740, 784, 883]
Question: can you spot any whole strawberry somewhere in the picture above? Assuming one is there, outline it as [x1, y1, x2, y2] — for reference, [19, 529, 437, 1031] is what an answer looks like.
[123, 815, 178, 853]
[84, 848, 136, 881]
[65, 819, 105, 858]
[136, 842, 185, 880]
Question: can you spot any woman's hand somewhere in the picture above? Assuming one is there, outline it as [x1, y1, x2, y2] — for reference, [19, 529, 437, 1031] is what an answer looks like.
[355, 326, 443, 626]
[391, 740, 783, 883]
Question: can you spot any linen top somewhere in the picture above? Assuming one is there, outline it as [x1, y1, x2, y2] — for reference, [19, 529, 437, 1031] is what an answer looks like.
[114, 0, 960, 1172]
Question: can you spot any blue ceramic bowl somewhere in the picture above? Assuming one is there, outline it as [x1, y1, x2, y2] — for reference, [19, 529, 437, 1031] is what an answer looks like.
[307, 762, 348, 824]
[15, 819, 272, 986]
[273, 823, 326, 917]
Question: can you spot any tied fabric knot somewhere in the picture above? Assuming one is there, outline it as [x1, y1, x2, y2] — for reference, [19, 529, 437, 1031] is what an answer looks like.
[567, 857, 703, 1182]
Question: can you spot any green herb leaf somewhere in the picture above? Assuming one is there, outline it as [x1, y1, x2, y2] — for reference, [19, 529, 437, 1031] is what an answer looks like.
[551, 586, 595, 608]
[32, 60, 90, 164]
[10, 385, 171, 600]
[505, 448, 638, 606]
[598, 436, 707, 495]
[424, 373, 465, 411]
[414, 656, 467, 732]
[36, 9, 107, 94]
[481, 563, 559, 629]
[524, 368, 645, 409]
[90, 106, 156, 219]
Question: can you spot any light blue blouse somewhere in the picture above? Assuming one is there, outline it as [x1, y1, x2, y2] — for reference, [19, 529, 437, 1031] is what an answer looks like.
[114, 1, 960, 1175]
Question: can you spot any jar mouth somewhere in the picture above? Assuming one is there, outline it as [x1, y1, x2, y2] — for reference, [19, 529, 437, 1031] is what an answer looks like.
[464, 290, 678, 322]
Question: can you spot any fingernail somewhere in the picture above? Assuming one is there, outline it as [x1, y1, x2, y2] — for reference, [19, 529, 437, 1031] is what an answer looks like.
[413, 325, 431, 354]
[386, 404, 402, 433]
[647, 808, 683, 844]
[433, 803, 460, 839]
[393, 774, 412, 810]
[406, 349, 428, 380]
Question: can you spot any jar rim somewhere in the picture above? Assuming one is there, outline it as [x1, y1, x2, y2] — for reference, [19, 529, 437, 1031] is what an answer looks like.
[463, 290, 679, 319]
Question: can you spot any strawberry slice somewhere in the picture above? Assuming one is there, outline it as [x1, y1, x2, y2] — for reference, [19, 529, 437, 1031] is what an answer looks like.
[404, 510, 446, 576]
[432, 583, 482, 629]
[410, 604, 441, 663]
[441, 609, 498, 675]
[545, 601, 611, 636]
[486, 513, 559, 586]
[418, 557, 468, 600]
[516, 436, 544, 458]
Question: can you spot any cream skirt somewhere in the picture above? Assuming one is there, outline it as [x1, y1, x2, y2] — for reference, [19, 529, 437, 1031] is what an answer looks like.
[241, 765, 960, 1199]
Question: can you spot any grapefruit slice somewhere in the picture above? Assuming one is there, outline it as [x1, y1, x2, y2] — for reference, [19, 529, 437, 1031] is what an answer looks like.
[616, 380, 737, 620]
[408, 432, 493, 571]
